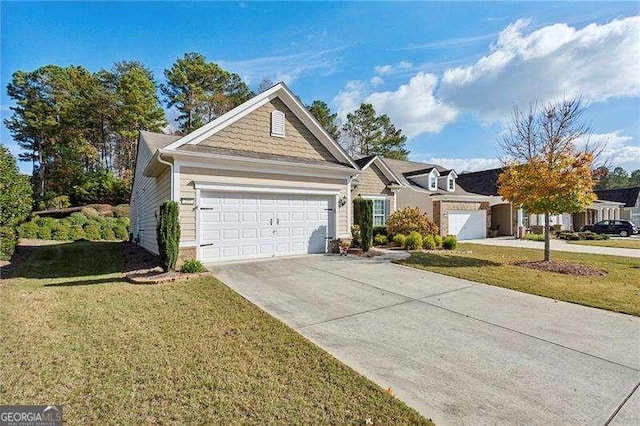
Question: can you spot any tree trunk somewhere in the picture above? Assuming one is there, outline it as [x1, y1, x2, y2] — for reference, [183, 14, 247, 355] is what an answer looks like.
[544, 212, 550, 262]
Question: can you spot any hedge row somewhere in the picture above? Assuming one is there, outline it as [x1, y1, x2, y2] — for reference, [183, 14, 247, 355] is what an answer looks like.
[17, 212, 130, 242]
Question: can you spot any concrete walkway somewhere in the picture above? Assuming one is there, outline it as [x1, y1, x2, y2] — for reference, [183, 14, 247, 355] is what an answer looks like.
[209, 255, 640, 425]
[464, 236, 640, 258]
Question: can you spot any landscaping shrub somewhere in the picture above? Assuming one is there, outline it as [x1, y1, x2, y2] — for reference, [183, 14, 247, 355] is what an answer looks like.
[113, 204, 130, 218]
[393, 233, 407, 248]
[386, 207, 438, 236]
[69, 225, 85, 241]
[68, 212, 89, 226]
[350, 225, 361, 248]
[0, 147, 32, 231]
[405, 231, 423, 250]
[422, 234, 436, 250]
[353, 198, 373, 252]
[578, 231, 609, 241]
[102, 225, 116, 241]
[373, 234, 388, 246]
[373, 226, 388, 238]
[46, 195, 71, 210]
[434, 234, 443, 247]
[114, 225, 128, 240]
[83, 224, 101, 240]
[181, 259, 205, 273]
[442, 235, 458, 250]
[557, 232, 581, 241]
[524, 233, 545, 241]
[17, 221, 39, 239]
[0, 227, 16, 260]
[157, 200, 181, 272]
[117, 216, 130, 228]
[50, 223, 70, 241]
[36, 224, 52, 240]
[80, 207, 101, 220]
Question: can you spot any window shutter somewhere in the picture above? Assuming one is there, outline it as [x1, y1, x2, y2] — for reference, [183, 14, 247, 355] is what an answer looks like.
[271, 110, 285, 137]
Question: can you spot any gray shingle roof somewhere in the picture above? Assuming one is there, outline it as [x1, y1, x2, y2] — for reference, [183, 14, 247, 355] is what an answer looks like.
[139, 130, 181, 152]
[455, 168, 503, 196]
[594, 187, 640, 208]
[379, 157, 478, 195]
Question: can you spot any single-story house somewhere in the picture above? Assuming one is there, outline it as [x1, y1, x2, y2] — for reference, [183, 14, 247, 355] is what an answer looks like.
[352, 155, 492, 239]
[594, 187, 640, 225]
[456, 167, 626, 233]
[131, 83, 359, 263]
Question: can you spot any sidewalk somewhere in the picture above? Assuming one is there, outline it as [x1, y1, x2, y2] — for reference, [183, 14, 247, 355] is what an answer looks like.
[464, 236, 640, 258]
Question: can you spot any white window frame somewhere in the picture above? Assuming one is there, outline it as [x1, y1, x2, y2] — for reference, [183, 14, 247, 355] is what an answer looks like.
[448, 178, 455, 191]
[271, 110, 285, 138]
[429, 174, 437, 190]
[362, 195, 387, 226]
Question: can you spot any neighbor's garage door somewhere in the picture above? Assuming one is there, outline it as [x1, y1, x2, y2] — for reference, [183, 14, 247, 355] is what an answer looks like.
[200, 192, 331, 262]
[447, 210, 486, 240]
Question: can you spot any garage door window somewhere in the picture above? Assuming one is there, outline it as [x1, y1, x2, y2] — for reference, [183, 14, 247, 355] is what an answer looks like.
[373, 199, 386, 226]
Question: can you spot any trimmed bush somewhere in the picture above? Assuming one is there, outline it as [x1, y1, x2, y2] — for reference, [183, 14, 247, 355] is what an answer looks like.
[113, 204, 130, 218]
[50, 223, 70, 241]
[36, 225, 52, 240]
[373, 234, 388, 246]
[405, 231, 423, 250]
[393, 233, 407, 248]
[157, 200, 181, 272]
[116, 216, 130, 228]
[434, 234, 443, 247]
[83, 224, 101, 240]
[181, 259, 205, 273]
[350, 225, 361, 248]
[81, 207, 101, 220]
[353, 198, 373, 252]
[524, 233, 545, 241]
[442, 235, 458, 250]
[68, 212, 89, 226]
[46, 195, 71, 210]
[69, 225, 85, 241]
[423, 234, 436, 250]
[17, 221, 39, 239]
[102, 226, 116, 241]
[386, 207, 438, 236]
[114, 225, 128, 240]
[373, 226, 388, 238]
[0, 227, 16, 260]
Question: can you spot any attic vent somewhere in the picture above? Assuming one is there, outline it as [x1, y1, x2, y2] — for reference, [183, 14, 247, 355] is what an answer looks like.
[271, 110, 285, 137]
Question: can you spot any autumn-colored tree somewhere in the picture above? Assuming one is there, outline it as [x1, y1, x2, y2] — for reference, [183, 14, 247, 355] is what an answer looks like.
[498, 98, 598, 261]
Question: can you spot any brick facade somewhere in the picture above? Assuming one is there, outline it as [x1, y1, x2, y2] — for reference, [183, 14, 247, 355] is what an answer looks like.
[434, 200, 490, 236]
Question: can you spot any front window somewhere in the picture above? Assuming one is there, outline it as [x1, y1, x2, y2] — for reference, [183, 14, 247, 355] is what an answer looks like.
[373, 199, 386, 226]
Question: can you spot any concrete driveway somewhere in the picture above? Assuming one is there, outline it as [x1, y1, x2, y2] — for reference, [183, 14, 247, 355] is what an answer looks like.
[464, 236, 640, 258]
[209, 255, 640, 425]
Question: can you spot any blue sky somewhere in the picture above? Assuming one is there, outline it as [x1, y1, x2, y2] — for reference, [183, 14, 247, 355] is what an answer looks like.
[2, 1, 639, 174]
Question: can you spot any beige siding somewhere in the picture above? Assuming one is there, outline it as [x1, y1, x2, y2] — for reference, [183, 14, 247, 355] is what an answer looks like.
[396, 189, 434, 220]
[200, 98, 338, 164]
[353, 164, 392, 197]
[178, 166, 350, 242]
[130, 143, 171, 254]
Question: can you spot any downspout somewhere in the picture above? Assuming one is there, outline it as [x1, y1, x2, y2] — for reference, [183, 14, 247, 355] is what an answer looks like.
[156, 153, 175, 202]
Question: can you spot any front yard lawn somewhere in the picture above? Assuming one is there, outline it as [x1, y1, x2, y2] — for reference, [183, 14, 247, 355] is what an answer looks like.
[567, 239, 640, 250]
[398, 243, 640, 316]
[0, 241, 429, 425]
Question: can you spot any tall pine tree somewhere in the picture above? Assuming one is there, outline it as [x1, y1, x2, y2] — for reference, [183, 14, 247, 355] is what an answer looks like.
[342, 103, 408, 160]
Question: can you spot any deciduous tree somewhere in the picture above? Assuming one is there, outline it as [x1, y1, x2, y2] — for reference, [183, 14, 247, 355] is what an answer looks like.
[498, 98, 598, 261]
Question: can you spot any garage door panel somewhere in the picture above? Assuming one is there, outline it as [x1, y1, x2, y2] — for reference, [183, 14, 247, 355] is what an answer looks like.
[448, 210, 486, 240]
[200, 192, 331, 262]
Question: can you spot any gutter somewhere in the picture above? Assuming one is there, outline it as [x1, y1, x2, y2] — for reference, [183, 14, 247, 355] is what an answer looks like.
[156, 153, 175, 202]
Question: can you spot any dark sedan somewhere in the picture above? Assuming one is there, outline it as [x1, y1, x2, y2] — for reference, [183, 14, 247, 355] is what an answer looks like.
[580, 220, 639, 237]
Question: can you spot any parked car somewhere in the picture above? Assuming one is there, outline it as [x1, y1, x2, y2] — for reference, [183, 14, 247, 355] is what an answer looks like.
[580, 220, 639, 237]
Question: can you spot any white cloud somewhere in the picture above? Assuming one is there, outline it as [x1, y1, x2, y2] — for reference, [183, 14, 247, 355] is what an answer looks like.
[440, 16, 640, 121]
[334, 80, 367, 119]
[398, 61, 413, 69]
[578, 131, 640, 168]
[423, 157, 502, 173]
[374, 64, 394, 75]
[366, 73, 458, 137]
[369, 76, 384, 87]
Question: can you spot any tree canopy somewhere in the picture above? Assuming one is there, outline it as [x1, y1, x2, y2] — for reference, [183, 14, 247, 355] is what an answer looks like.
[307, 100, 341, 141]
[161, 52, 254, 134]
[594, 166, 640, 189]
[0, 145, 33, 229]
[498, 98, 597, 261]
[342, 103, 409, 160]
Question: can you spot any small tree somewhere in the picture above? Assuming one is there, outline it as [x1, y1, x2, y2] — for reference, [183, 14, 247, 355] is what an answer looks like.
[156, 200, 181, 272]
[386, 207, 438, 236]
[498, 98, 598, 262]
[353, 198, 373, 252]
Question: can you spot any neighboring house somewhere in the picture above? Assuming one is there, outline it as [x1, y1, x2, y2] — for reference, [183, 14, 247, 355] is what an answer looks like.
[456, 168, 625, 233]
[353, 155, 492, 239]
[594, 187, 640, 225]
[130, 83, 359, 263]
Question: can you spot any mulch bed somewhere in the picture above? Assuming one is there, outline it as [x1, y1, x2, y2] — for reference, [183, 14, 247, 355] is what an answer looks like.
[121, 241, 211, 284]
[512, 260, 607, 277]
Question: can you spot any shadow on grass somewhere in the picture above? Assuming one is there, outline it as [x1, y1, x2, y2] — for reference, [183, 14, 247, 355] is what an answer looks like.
[44, 276, 124, 287]
[403, 252, 502, 268]
[13, 241, 124, 279]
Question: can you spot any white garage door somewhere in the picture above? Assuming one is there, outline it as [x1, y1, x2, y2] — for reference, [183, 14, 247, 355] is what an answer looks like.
[447, 210, 486, 240]
[199, 192, 332, 262]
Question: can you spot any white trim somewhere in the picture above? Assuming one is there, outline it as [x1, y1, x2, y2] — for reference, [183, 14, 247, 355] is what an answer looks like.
[406, 168, 441, 179]
[162, 150, 356, 179]
[194, 182, 341, 195]
[173, 161, 181, 202]
[333, 195, 339, 239]
[361, 195, 388, 226]
[431, 194, 492, 202]
[162, 82, 359, 169]
[346, 176, 352, 232]
[196, 188, 202, 261]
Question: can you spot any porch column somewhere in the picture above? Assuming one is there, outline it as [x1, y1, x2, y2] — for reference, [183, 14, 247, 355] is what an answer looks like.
[614, 209, 620, 220]
[597, 209, 602, 221]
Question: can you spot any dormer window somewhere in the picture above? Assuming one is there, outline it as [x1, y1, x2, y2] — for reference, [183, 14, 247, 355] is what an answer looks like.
[271, 110, 285, 137]
[429, 175, 437, 190]
[448, 179, 454, 191]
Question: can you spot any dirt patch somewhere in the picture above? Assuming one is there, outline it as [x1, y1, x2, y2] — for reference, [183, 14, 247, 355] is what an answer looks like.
[121, 241, 209, 284]
[513, 260, 607, 277]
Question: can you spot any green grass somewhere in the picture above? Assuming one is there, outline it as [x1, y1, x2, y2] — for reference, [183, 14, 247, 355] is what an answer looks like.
[398, 243, 640, 316]
[567, 239, 640, 249]
[0, 241, 429, 425]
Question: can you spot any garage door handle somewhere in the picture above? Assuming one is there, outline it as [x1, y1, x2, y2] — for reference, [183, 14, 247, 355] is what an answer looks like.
[200, 243, 213, 247]
[270, 218, 273, 225]
[276, 218, 280, 225]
